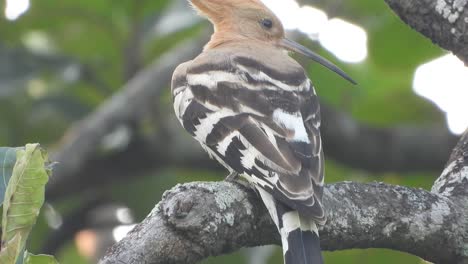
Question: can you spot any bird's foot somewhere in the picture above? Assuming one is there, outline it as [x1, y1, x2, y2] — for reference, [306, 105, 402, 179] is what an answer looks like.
[225, 171, 239, 182]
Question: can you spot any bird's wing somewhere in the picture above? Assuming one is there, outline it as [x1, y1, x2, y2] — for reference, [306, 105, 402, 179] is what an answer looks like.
[172, 55, 325, 222]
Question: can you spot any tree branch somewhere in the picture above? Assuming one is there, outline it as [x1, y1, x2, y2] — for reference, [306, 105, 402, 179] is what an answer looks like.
[100, 129, 468, 264]
[433, 130, 468, 203]
[383, 0, 468, 65]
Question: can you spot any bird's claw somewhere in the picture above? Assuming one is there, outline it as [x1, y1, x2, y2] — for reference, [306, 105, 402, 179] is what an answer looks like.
[225, 171, 239, 182]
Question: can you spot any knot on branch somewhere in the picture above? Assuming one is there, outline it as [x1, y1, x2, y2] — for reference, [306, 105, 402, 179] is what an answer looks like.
[160, 182, 278, 256]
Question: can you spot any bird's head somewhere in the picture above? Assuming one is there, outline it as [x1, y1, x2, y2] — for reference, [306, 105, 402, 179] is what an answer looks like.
[190, 0, 356, 84]
[190, 0, 285, 43]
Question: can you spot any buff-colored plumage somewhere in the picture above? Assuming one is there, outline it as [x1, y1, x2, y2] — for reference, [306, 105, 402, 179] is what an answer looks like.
[191, 0, 284, 49]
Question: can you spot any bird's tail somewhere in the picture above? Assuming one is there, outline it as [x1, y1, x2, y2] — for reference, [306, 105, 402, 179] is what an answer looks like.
[257, 188, 323, 264]
[280, 211, 323, 264]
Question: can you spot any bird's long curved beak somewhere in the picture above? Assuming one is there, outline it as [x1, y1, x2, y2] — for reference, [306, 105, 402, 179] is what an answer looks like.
[280, 38, 357, 85]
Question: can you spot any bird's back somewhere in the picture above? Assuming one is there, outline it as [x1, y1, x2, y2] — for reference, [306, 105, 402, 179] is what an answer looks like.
[171, 41, 325, 223]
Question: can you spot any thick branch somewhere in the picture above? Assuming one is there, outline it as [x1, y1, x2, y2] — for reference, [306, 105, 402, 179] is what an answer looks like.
[384, 0, 468, 65]
[100, 128, 468, 264]
[99, 181, 467, 264]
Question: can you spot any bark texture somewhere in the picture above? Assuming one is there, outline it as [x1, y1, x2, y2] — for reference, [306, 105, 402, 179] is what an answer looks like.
[384, 0, 468, 64]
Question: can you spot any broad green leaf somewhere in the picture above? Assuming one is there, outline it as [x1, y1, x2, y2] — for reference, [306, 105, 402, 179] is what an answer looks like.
[1, 144, 50, 255]
[0, 147, 20, 206]
[0, 234, 22, 264]
[23, 251, 59, 264]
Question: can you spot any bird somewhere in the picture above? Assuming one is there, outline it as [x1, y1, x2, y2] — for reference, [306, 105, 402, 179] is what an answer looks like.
[171, 0, 355, 263]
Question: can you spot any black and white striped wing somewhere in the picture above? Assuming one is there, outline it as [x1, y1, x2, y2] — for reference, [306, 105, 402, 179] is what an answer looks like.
[171, 56, 325, 222]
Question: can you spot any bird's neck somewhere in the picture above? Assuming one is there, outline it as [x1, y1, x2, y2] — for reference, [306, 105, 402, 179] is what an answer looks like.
[205, 31, 249, 50]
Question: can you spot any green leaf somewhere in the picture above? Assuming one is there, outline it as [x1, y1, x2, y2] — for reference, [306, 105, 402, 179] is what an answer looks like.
[1, 144, 50, 256]
[0, 234, 22, 264]
[23, 251, 59, 264]
[0, 147, 21, 206]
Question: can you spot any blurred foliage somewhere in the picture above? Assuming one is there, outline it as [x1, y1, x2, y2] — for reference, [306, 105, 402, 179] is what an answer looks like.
[0, 0, 447, 263]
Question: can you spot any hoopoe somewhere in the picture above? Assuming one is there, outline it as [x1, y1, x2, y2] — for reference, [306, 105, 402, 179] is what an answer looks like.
[171, 0, 355, 263]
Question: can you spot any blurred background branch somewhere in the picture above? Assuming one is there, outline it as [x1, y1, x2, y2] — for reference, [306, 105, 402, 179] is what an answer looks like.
[47, 36, 208, 200]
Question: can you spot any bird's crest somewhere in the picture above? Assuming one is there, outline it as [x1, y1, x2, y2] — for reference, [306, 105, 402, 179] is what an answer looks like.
[190, 0, 268, 21]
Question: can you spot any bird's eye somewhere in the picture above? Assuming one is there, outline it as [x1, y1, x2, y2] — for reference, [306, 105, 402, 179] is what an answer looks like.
[261, 18, 273, 29]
